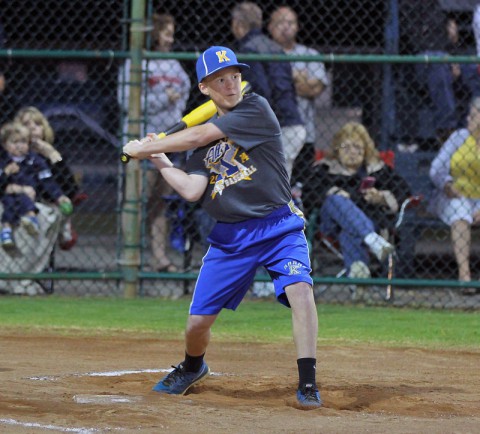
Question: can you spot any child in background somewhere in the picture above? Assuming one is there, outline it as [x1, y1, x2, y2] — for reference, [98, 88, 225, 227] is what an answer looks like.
[14, 106, 84, 249]
[0, 121, 72, 249]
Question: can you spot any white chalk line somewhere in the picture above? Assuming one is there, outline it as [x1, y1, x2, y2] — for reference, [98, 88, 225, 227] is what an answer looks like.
[27, 368, 167, 382]
[73, 394, 144, 404]
[0, 417, 124, 433]
[27, 367, 227, 382]
[3, 367, 227, 432]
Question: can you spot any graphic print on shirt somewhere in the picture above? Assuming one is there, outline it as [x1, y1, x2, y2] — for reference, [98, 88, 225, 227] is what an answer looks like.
[204, 139, 257, 198]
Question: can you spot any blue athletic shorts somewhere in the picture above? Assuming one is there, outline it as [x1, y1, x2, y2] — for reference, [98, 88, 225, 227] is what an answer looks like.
[189, 203, 313, 315]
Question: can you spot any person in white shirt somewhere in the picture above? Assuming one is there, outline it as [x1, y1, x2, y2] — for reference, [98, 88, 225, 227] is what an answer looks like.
[119, 13, 191, 272]
[268, 5, 329, 186]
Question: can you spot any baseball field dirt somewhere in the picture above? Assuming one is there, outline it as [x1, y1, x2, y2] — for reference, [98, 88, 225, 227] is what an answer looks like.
[0, 330, 479, 433]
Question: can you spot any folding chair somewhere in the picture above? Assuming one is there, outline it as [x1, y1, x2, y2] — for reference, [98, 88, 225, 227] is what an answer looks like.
[0, 201, 62, 295]
[384, 194, 422, 300]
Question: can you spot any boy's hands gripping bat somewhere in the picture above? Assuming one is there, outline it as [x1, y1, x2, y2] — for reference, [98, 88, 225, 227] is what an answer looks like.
[120, 81, 252, 164]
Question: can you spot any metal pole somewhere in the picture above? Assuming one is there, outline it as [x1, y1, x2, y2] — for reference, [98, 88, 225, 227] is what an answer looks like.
[380, 0, 399, 149]
[120, 0, 146, 298]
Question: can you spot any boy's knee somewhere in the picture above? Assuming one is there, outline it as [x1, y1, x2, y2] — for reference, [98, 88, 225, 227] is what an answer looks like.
[186, 314, 216, 333]
[285, 281, 314, 302]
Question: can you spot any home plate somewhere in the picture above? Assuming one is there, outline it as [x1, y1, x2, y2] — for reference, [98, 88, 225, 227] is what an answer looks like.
[73, 394, 143, 404]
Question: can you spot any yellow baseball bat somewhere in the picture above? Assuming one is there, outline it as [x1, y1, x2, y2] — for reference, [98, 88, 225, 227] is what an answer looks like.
[120, 81, 251, 163]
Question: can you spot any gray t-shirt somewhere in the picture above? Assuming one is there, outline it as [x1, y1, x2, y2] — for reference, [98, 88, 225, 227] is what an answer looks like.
[186, 93, 291, 222]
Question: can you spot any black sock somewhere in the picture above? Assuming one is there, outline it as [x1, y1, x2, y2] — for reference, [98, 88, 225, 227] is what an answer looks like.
[297, 358, 317, 388]
[182, 352, 205, 373]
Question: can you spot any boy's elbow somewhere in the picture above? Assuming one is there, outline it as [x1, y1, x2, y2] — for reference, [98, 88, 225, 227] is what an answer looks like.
[182, 190, 203, 202]
[179, 174, 208, 202]
[180, 190, 195, 202]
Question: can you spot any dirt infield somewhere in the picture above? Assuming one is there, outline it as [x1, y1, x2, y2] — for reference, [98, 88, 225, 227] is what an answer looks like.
[1, 331, 479, 433]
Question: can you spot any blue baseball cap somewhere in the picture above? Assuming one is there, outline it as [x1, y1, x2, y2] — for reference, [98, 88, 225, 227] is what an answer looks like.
[196, 46, 249, 83]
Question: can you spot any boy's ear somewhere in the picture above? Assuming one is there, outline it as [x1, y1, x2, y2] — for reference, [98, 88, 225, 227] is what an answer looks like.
[198, 82, 209, 97]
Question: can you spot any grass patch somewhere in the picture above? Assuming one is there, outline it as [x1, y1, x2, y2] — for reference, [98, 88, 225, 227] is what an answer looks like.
[0, 296, 478, 349]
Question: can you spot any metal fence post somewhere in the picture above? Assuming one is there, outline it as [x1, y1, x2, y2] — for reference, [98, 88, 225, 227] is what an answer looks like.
[121, 0, 146, 298]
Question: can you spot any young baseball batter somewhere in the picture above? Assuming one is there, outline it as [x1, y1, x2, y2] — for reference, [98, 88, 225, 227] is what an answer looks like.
[122, 46, 321, 409]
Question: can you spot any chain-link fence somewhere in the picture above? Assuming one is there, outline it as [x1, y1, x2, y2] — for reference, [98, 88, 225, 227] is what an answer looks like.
[0, 0, 479, 309]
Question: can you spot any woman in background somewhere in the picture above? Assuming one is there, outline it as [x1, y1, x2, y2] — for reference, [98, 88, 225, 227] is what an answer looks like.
[429, 96, 480, 295]
[15, 106, 81, 249]
[303, 122, 410, 278]
[119, 13, 191, 272]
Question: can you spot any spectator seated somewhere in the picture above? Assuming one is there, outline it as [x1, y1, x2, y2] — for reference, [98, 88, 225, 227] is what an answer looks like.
[306, 148, 420, 285]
